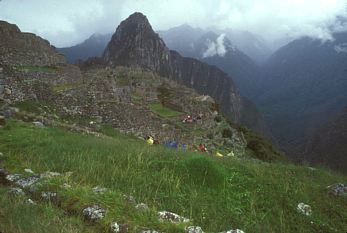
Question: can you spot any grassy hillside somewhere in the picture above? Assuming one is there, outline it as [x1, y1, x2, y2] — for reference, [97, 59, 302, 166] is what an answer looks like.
[0, 120, 346, 233]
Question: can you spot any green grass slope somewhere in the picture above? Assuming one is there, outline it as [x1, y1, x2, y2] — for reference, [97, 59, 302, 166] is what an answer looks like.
[0, 120, 346, 232]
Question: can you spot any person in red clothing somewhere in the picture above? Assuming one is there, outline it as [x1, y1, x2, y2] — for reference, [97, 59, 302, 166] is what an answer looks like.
[198, 143, 207, 152]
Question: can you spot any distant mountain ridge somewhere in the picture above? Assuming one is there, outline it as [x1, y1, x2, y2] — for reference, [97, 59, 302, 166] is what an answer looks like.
[158, 25, 272, 65]
[57, 33, 112, 63]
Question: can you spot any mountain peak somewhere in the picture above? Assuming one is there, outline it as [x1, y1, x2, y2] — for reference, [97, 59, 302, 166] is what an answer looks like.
[126, 12, 149, 22]
[101, 13, 263, 131]
[102, 12, 170, 72]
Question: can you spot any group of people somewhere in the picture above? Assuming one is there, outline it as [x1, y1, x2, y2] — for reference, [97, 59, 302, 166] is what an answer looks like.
[146, 136, 208, 153]
[182, 114, 202, 123]
[146, 135, 235, 157]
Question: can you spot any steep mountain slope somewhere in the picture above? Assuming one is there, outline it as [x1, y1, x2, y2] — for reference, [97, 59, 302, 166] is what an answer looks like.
[102, 12, 264, 133]
[57, 33, 112, 64]
[257, 33, 347, 157]
[305, 107, 347, 173]
[160, 28, 263, 101]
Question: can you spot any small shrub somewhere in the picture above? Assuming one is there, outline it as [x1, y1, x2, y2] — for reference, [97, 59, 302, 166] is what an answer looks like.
[222, 128, 233, 138]
[214, 115, 222, 123]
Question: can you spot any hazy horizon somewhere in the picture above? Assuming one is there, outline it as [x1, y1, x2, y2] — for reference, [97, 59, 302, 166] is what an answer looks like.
[0, 0, 347, 47]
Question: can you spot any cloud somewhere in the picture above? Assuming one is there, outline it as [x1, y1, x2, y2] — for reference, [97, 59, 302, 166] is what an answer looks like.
[0, 0, 125, 47]
[202, 34, 227, 58]
[0, 0, 346, 47]
[334, 42, 347, 53]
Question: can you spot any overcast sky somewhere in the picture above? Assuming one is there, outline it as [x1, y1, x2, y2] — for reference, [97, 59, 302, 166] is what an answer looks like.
[0, 0, 346, 47]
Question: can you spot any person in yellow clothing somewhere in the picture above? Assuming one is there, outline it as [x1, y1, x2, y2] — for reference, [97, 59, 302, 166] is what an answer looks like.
[216, 151, 224, 157]
[146, 136, 154, 145]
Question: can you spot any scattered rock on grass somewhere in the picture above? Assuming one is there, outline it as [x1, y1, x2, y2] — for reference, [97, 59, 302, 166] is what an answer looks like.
[40, 171, 61, 178]
[16, 176, 40, 188]
[110, 222, 128, 232]
[32, 121, 44, 128]
[5, 174, 21, 182]
[123, 194, 136, 205]
[8, 187, 25, 196]
[327, 183, 347, 197]
[83, 205, 106, 221]
[186, 226, 204, 233]
[61, 183, 72, 189]
[218, 230, 245, 233]
[135, 203, 149, 212]
[92, 186, 107, 194]
[297, 203, 312, 216]
[158, 211, 190, 223]
[26, 198, 37, 205]
[41, 191, 57, 201]
[140, 230, 161, 233]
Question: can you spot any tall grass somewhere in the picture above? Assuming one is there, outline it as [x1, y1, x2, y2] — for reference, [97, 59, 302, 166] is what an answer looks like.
[0, 120, 346, 232]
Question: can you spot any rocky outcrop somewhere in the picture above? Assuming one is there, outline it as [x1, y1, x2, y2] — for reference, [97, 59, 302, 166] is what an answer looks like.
[0, 21, 65, 66]
[102, 12, 258, 129]
[0, 20, 83, 106]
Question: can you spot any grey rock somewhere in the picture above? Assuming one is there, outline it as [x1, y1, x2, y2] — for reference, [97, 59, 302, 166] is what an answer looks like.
[83, 205, 106, 220]
[140, 231, 161, 233]
[16, 176, 40, 188]
[297, 203, 312, 216]
[123, 194, 136, 205]
[4, 87, 11, 95]
[92, 186, 107, 194]
[26, 198, 37, 205]
[61, 183, 72, 189]
[40, 171, 61, 178]
[41, 191, 57, 201]
[135, 203, 150, 212]
[6, 174, 22, 182]
[32, 121, 44, 128]
[327, 183, 347, 197]
[218, 230, 245, 233]
[110, 222, 128, 232]
[8, 187, 25, 196]
[158, 210, 190, 223]
[186, 226, 204, 233]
